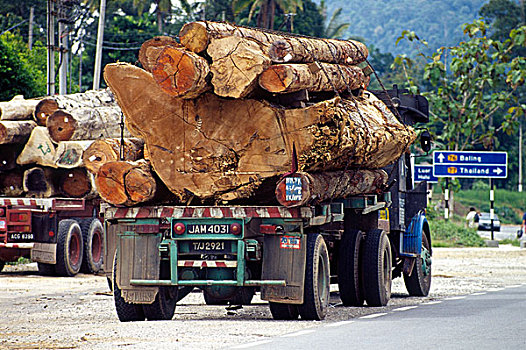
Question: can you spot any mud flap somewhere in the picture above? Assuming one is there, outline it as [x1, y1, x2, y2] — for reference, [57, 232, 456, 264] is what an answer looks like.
[31, 243, 56, 264]
[116, 232, 161, 304]
[261, 234, 306, 304]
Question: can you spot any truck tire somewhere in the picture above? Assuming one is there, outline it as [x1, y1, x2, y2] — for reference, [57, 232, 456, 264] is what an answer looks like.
[112, 252, 145, 322]
[55, 219, 83, 277]
[269, 302, 299, 320]
[37, 262, 56, 276]
[338, 229, 365, 306]
[143, 286, 178, 321]
[363, 229, 392, 307]
[79, 218, 104, 274]
[404, 233, 432, 296]
[298, 234, 330, 320]
[0, 260, 4, 273]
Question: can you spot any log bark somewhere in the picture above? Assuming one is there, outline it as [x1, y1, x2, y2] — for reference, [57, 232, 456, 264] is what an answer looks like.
[138, 36, 181, 72]
[151, 46, 211, 98]
[16, 127, 56, 167]
[179, 21, 368, 65]
[34, 89, 116, 126]
[46, 106, 130, 143]
[208, 36, 270, 98]
[0, 95, 40, 120]
[95, 159, 157, 206]
[0, 120, 37, 145]
[58, 168, 96, 198]
[54, 140, 94, 168]
[0, 144, 23, 172]
[258, 63, 366, 94]
[275, 170, 388, 207]
[23, 167, 57, 197]
[83, 138, 144, 174]
[104, 63, 415, 203]
[0, 169, 25, 196]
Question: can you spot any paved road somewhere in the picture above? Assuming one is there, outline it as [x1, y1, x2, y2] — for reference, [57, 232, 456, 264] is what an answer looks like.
[478, 224, 521, 241]
[234, 284, 526, 350]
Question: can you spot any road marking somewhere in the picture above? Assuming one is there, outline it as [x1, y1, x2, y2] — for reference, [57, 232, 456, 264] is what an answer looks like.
[393, 306, 418, 312]
[326, 320, 354, 327]
[487, 287, 504, 292]
[471, 292, 486, 296]
[360, 313, 388, 319]
[423, 301, 442, 305]
[446, 296, 466, 300]
[281, 329, 315, 337]
[506, 285, 522, 289]
[232, 340, 273, 348]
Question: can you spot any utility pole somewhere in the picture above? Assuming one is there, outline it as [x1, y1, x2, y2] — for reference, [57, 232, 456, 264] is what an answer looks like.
[93, 0, 106, 90]
[28, 6, 34, 50]
[58, 21, 68, 95]
[520, 120, 523, 192]
[46, 0, 56, 95]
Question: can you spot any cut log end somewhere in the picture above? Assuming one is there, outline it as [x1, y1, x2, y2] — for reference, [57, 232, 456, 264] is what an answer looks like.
[179, 22, 209, 53]
[46, 110, 77, 142]
[138, 36, 181, 72]
[60, 168, 92, 197]
[34, 99, 59, 126]
[258, 65, 294, 93]
[152, 46, 210, 98]
[268, 40, 294, 63]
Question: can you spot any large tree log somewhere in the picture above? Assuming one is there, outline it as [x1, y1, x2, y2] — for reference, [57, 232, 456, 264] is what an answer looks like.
[0, 120, 37, 145]
[0, 95, 40, 120]
[95, 160, 158, 206]
[0, 169, 25, 196]
[179, 21, 368, 65]
[259, 63, 366, 94]
[104, 63, 415, 203]
[23, 167, 57, 197]
[16, 127, 56, 167]
[34, 89, 116, 126]
[54, 141, 94, 168]
[138, 36, 181, 72]
[208, 36, 270, 98]
[59, 168, 96, 198]
[46, 106, 130, 143]
[151, 46, 211, 98]
[0, 144, 23, 172]
[83, 138, 144, 174]
[275, 170, 388, 207]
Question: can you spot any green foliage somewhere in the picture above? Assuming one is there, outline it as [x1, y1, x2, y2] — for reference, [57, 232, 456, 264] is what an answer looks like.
[499, 238, 521, 247]
[0, 32, 46, 100]
[429, 218, 486, 247]
[472, 180, 490, 190]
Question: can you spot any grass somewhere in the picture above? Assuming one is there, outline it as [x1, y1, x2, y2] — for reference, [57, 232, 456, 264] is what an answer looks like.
[6, 257, 32, 266]
[428, 217, 486, 247]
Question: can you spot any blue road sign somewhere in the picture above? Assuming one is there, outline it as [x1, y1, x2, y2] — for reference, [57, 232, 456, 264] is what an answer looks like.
[414, 165, 438, 183]
[432, 151, 507, 179]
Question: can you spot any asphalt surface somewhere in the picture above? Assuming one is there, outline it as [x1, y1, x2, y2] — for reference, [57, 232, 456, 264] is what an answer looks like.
[478, 224, 521, 241]
[236, 284, 526, 350]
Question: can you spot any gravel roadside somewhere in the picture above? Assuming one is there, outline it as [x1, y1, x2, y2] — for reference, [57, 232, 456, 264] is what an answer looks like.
[1, 246, 525, 350]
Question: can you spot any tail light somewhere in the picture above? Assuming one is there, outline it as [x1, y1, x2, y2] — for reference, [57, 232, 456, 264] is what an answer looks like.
[0, 208, 5, 216]
[230, 223, 242, 235]
[173, 222, 186, 235]
[9, 212, 30, 222]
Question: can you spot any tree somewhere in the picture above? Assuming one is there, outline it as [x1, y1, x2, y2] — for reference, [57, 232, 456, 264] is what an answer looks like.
[319, 0, 349, 39]
[232, 0, 303, 29]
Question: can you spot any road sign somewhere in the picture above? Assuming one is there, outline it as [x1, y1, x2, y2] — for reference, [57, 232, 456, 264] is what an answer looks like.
[432, 151, 507, 178]
[414, 165, 438, 183]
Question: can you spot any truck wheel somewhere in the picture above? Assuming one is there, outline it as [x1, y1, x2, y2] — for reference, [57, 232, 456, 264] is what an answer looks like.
[363, 229, 392, 307]
[404, 233, 432, 296]
[113, 252, 145, 322]
[298, 233, 330, 320]
[79, 218, 104, 274]
[55, 219, 83, 277]
[338, 229, 365, 306]
[269, 302, 299, 320]
[0, 260, 4, 273]
[231, 287, 255, 305]
[37, 262, 56, 276]
[143, 286, 178, 321]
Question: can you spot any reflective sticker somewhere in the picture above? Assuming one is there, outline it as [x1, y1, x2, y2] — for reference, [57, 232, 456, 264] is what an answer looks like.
[285, 177, 302, 202]
[280, 236, 301, 249]
[379, 208, 389, 221]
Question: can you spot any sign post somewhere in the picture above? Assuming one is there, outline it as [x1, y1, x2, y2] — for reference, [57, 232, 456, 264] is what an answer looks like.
[432, 151, 507, 234]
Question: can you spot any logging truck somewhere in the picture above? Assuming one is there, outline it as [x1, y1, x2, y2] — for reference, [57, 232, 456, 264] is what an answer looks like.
[0, 197, 104, 276]
[103, 87, 432, 321]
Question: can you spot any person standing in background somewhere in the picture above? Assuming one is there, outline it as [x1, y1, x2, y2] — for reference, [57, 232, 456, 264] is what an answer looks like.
[466, 207, 477, 228]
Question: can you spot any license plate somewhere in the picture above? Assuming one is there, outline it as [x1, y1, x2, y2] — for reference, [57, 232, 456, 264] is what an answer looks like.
[188, 241, 229, 254]
[186, 224, 230, 234]
[8, 233, 34, 242]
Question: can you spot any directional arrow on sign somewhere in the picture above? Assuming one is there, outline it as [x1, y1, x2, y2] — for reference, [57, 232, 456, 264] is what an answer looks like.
[494, 168, 503, 175]
[437, 153, 445, 163]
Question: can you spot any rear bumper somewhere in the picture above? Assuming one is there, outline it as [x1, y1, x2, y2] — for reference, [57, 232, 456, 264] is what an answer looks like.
[0, 242, 34, 249]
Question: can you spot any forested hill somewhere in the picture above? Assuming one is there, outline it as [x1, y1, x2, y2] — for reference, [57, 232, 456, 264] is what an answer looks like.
[321, 0, 487, 55]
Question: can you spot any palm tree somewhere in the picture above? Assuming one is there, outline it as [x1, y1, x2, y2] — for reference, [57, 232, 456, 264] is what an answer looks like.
[232, 0, 303, 30]
[131, 0, 172, 33]
[319, 0, 350, 39]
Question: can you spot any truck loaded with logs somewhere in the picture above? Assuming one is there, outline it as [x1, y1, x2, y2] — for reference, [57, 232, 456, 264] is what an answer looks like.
[0, 88, 144, 276]
[99, 21, 433, 321]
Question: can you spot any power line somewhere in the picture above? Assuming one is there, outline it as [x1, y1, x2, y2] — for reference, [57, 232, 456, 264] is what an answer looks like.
[81, 40, 141, 50]
[1, 19, 29, 36]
